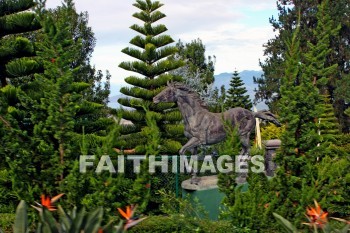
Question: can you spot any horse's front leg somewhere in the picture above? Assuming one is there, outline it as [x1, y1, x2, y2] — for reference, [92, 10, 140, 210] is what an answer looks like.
[179, 137, 201, 185]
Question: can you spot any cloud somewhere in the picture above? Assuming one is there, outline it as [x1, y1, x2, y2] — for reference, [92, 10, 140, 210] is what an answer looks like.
[45, 0, 278, 86]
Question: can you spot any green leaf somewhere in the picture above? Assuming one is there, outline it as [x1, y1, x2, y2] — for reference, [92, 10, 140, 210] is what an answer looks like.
[338, 224, 350, 233]
[68, 207, 85, 233]
[41, 222, 52, 233]
[69, 82, 90, 92]
[13, 200, 28, 233]
[1, 84, 19, 105]
[114, 220, 124, 233]
[101, 220, 117, 233]
[273, 213, 299, 233]
[41, 208, 59, 233]
[35, 222, 42, 233]
[68, 206, 77, 219]
[6, 57, 40, 77]
[58, 205, 72, 230]
[84, 207, 103, 233]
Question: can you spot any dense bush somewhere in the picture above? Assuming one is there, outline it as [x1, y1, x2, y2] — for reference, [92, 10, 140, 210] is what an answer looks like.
[128, 215, 235, 233]
[0, 213, 15, 232]
[260, 123, 285, 141]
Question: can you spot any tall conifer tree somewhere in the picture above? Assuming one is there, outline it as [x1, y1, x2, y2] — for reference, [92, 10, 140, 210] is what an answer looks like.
[224, 70, 252, 110]
[269, 3, 350, 226]
[117, 0, 185, 154]
[303, 0, 341, 151]
[0, 0, 41, 87]
[43, 0, 112, 135]
[254, 0, 350, 131]
[0, 1, 114, 207]
[0, 0, 41, 204]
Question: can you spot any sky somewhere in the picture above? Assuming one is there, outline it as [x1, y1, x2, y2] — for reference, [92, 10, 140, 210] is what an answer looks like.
[45, 0, 278, 91]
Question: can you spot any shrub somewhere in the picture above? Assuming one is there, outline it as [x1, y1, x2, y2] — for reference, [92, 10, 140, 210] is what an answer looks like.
[128, 215, 234, 233]
[0, 213, 15, 232]
[260, 123, 284, 141]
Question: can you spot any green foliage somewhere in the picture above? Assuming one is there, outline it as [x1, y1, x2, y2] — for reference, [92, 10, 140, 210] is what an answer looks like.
[117, 0, 185, 154]
[273, 212, 350, 233]
[60, 122, 133, 220]
[0, 0, 41, 87]
[220, 168, 271, 231]
[40, 207, 103, 233]
[216, 122, 240, 190]
[208, 85, 226, 113]
[254, 0, 350, 132]
[335, 133, 350, 154]
[157, 189, 208, 219]
[272, 213, 298, 233]
[7, 200, 134, 233]
[0, 0, 114, 216]
[128, 215, 234, 233]
[216, 121, 241, 155]
[266, 16, 323, 228]
[216, 123, 267, 230]
[218, 3, 349, 231]
[260, 123, 285, 141]
[129, 105, 160, 213]
[278, 16, 321, 156]
[335, 74, 350, 118]
[224, 69, 252, 110]
[260, 6, 350, 230]
[41, 0, 112, 134]
[13, 201, 28, 233]
[0, 213, 15, 232]
[172, 38, 215, 89]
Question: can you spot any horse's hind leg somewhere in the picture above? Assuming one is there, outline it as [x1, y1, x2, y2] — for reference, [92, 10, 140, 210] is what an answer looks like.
[179, 137, 201, 155]
[236, 133, 250, 184]
[237, 116, 255, 156]
[190, 146, 198, 155]
[239, 133, 250, 155]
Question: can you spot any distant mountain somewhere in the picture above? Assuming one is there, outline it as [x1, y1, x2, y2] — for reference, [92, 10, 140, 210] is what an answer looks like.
[108, 94, 124, 109]
[108, 83, 130, 109]
[108, 70, 267, 110]
[214, 70, 262, 89]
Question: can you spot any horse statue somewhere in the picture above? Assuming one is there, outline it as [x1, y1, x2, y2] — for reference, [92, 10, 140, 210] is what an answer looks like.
[153, 81, 281, 156]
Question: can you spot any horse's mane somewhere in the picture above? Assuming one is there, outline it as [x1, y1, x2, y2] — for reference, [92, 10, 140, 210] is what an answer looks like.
[171, 82, 209, 110]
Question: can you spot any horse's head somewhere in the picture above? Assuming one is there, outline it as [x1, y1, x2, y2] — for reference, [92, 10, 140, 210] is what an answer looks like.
[153, 81, 178, 104]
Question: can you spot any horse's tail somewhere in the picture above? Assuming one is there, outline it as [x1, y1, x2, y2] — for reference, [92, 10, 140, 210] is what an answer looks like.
[253, 110, 282, 127]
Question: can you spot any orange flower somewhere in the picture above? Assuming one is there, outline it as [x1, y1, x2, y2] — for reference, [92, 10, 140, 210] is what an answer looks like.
[118, 205, 134, 221]
[303, 200, 328, 228]
[32, 193, 64, 211]
[117, 205, 147, 230]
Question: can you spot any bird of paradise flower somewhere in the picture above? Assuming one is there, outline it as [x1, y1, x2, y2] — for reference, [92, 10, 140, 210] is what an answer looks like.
[117, 205, 147, 230]
[303, 200, 328, 229]
[32, 193, 64, 211]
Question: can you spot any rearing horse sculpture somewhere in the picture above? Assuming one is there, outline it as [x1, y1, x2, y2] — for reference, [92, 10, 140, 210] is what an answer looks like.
[153, 81, 281, 155]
